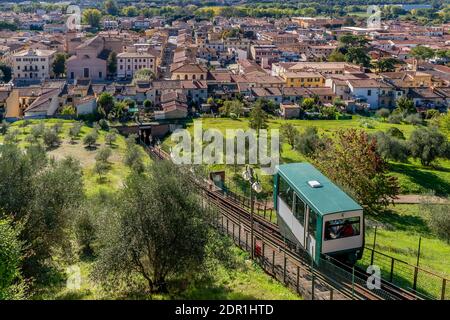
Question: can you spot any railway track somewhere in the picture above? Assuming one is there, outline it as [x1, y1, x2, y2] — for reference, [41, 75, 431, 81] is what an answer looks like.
[142, 143, 425, 300]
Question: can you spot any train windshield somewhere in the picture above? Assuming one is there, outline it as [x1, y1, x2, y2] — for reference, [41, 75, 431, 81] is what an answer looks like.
[324, 217, 360, 241]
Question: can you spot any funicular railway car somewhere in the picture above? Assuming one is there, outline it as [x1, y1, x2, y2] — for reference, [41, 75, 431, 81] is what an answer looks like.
[274, 163, 364, 265]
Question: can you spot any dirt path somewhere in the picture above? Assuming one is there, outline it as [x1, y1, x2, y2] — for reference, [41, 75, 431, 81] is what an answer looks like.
[393, 194, 449, 204]
[257, 194, 448, 209]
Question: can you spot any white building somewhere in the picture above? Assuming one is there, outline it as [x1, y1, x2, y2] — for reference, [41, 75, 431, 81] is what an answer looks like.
[13, 48, 55, 81]
[117, 51, 156, 79]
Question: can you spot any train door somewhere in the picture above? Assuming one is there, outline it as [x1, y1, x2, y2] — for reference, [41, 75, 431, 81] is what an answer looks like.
[291, 193, 306, 248]
[306, 208, 317, 261]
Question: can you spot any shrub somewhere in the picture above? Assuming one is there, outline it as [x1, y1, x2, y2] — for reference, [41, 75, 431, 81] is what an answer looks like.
[386, 127, 405, 140]
[359, 119, 376, 129]
[95, 146, 112, 163]
[426, 109, 439, 119]
[388, 113, 403, 124]
[52, 121, 64, 134]
[105, 131, 117, 146]
[98, 119, 109, 131]
[69, 122, 82, 142]
[428, 205, 450, 243]
[404, 113, 423, 125]
[0, 121, 9, 135]
[83, 131, 98, 148]
[376, 108, 391, 120]
[30, 122, 45, 138]
[295, 127, 322, 156]
[0, 218, 26, 299]
[409, 127, 449, 166]
[371, 131, 410, 162]
[43, 128, 61, 148]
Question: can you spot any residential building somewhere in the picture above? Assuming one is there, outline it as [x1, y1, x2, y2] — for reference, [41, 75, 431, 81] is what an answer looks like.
[12, 48, 55, 81]
[283, 72, 325, 88]
[117, 51, 157, 79]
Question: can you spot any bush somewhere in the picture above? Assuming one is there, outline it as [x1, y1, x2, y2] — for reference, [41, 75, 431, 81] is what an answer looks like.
[74, 208, 97, 256]
[30, 122, 45, 138]
[359, 119, 376, 129]
[43, 128, 61, 148]
[83, 131, 98, 148]
[386, 127, 405, 140]
[98, 119, 109, 131]
[19, 120, 31, 128]
[0, 121, 9, 135]
[295, 127, 322, 156]
[105, 132, 117, 146]
[404, 113, 423, 125]
[426, 109, 439, 119]
[428, 205, 450, 243]
[69, 122, 82, 142]
[421, 196, 450, 243]
[94, 159, 109, 179]
[409, 127, 449, 166]
[3, 129, 20, 144]
[52, 121, 64, 134]
[372, 131, 409, 162]
[95, 146, 112, 163]
[376, 108, 391, 120]
[388, 113, 403, 124]
[123, 144, 145, 173]
[0, 218, 26, 299]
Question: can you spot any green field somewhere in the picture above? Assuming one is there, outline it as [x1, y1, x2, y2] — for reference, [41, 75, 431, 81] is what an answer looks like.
[0, 119, 148, 197]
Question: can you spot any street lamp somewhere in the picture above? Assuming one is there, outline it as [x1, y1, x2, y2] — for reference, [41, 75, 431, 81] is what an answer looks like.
[242, 165, 262, 259]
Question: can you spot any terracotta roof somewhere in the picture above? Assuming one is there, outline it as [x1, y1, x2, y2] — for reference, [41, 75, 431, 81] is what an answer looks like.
[171, 63, 207, 74]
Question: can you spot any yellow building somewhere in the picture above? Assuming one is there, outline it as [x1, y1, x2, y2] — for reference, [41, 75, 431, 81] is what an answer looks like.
[283, 72, 325, 88]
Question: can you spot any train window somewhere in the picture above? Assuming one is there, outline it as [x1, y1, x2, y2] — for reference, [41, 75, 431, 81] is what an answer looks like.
[293, 194, 305, 226]
[308, 210, 317, 238]
[278, 176, 294, 210]
[324, 217, 360, 241]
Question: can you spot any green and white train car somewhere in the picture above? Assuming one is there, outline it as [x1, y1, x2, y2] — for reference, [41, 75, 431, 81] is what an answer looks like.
[274, 163, 364, 265]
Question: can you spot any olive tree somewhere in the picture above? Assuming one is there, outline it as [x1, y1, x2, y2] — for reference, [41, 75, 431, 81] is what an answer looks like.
[83, 131, 98, 149]
[93, 161, 215, 293]
[43, 128, 61, 148]
[371, 131, 409, 162]
[280, 123, 299, 149]
[295, 127, 322, 157]
[409, 127, 449, 166]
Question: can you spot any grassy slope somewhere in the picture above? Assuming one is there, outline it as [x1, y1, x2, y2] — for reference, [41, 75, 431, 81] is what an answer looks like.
[2, 119, 299, 300]
[0, 119, 145, 197]
[360, 204, 450, 299]
[161, 116, 450, 291]
[33, 248, 300, 300]
[162, 115, 450, 196]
